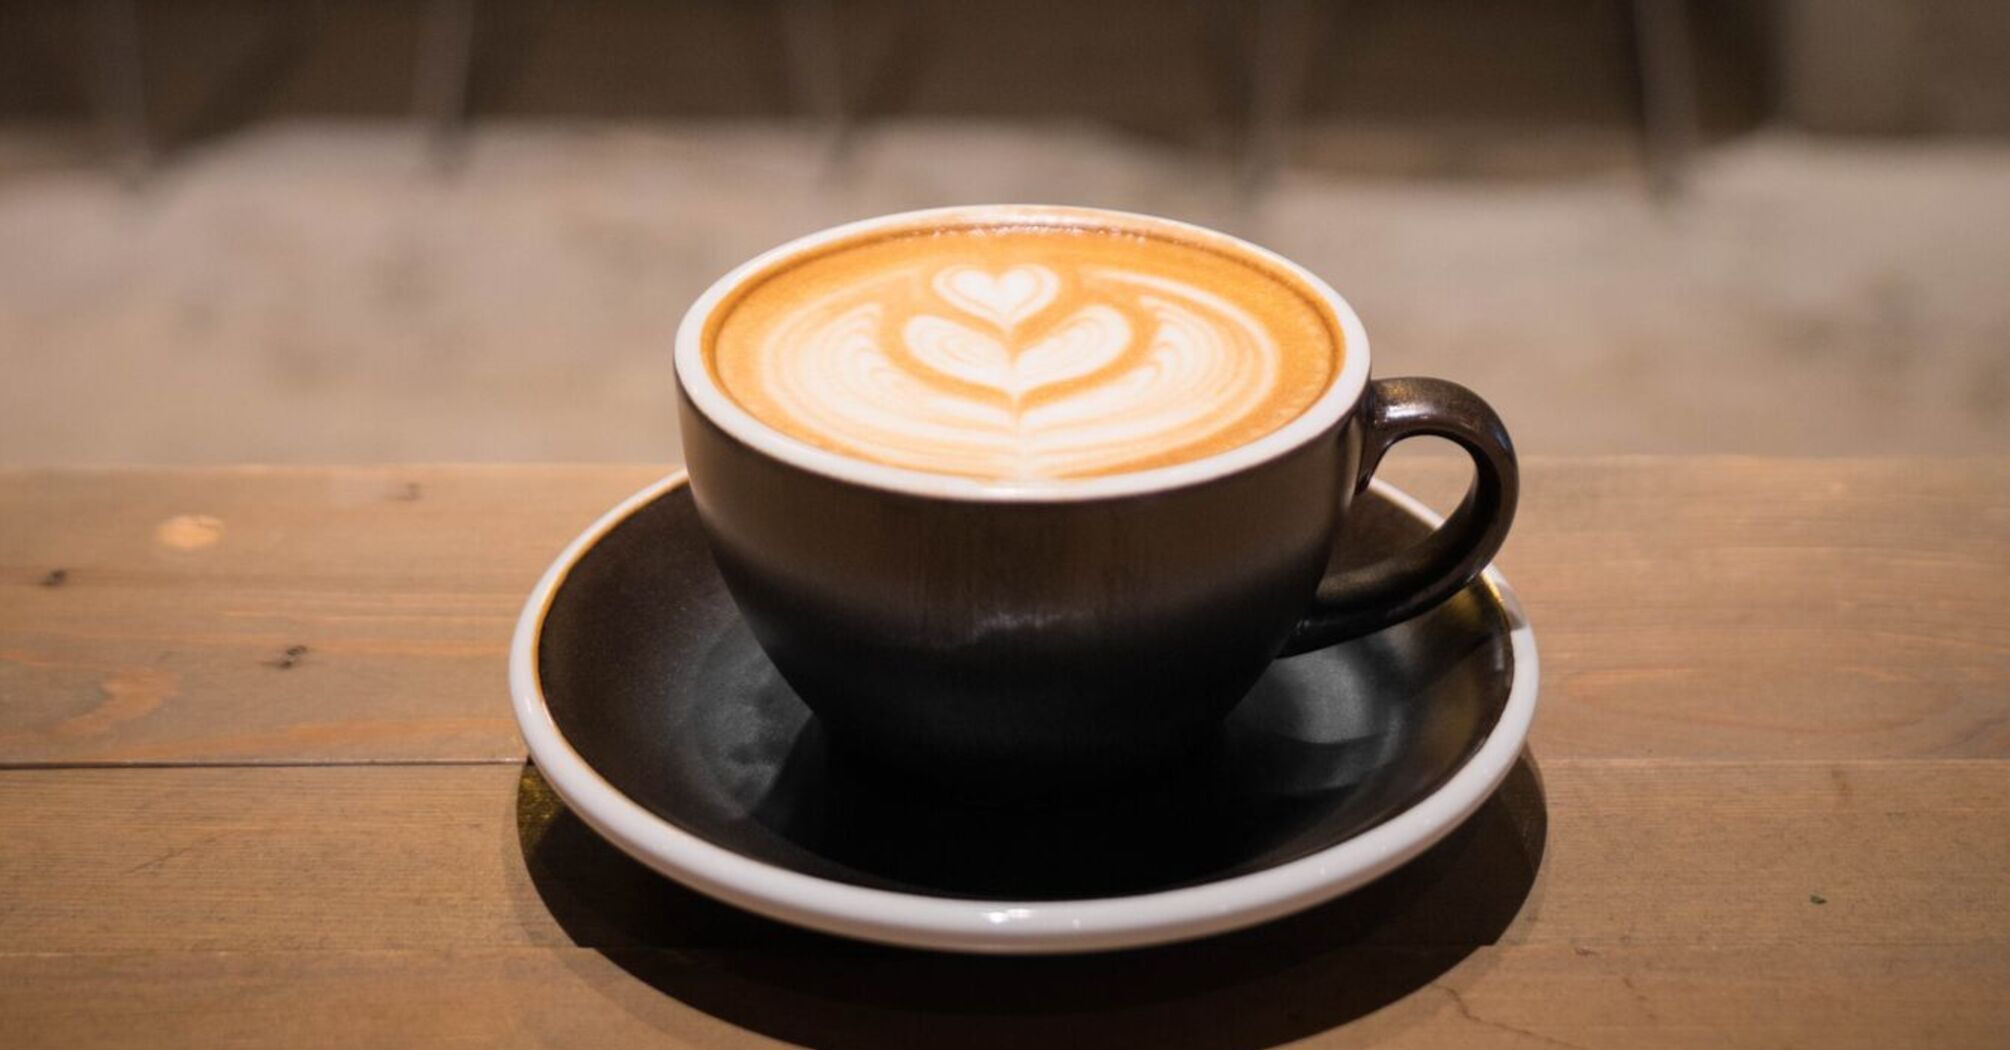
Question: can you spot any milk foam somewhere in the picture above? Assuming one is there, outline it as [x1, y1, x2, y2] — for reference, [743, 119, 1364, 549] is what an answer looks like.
[709, 224, 1337, 480]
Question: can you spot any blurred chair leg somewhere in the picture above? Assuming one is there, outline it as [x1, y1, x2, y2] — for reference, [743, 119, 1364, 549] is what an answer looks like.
[88, 0, 150, 183]
[1241, 0, 1319, 198]
[1630, 0, 1699, 200]
[169, 3, 318, 153]
[848, 0, 921, 120]
[416, 0, 478, 171]
[779, 0, 849, 174]
[1190, 0, 1245, 132]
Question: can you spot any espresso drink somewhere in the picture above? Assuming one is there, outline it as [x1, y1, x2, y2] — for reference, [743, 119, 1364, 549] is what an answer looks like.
[706, 211, 1341, 481]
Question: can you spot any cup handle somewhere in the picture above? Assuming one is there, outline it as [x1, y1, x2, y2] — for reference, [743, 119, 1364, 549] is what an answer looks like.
[1280, 377, 1519, 655]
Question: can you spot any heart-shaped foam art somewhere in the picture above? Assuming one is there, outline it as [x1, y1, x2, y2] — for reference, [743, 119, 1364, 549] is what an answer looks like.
[713, 232, 1337, 482]
[930, 265, 1061, 332]
[901, 304, 1130, 398]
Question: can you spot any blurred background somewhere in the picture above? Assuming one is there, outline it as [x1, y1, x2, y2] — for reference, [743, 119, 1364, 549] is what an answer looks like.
[2, 0, 2006, 465]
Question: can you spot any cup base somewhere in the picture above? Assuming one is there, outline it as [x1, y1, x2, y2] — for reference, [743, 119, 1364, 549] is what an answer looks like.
[512, 470, 1537, 948]
[812, 716, 1224, 808]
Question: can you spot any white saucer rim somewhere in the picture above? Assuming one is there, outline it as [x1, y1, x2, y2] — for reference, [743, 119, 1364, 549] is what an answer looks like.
[509, 470, 1540, 955]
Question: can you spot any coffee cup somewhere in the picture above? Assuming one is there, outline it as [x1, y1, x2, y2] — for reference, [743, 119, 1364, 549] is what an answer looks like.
[674, 205, 1517, 795]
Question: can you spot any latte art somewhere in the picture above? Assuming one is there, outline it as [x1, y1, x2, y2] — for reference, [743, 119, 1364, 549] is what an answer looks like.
[708, 220, 1338, 481]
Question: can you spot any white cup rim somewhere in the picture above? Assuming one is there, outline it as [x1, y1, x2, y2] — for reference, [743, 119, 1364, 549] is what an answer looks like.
[672, 204, 1373, 503]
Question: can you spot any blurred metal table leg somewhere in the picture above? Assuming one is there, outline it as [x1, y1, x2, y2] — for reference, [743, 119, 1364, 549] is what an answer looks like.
[88, 0, 150, 182]
[1194, 0, 1323, 200]
[417, 0, 478, 170]
[1243, 0, 1320, 196]
[1629, 0, 1699, 200]
[779, 0, 849, 174]
[1189, 0, 1244, 195]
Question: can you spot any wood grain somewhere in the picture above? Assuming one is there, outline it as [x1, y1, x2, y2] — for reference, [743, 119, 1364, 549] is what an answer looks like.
[3, 944, 2005, 1050]
[0, 466, 660, 764]
[2, 461, 2007, 1046]
[0, 760, 2003, 953]
[1, 459, 2006, 765]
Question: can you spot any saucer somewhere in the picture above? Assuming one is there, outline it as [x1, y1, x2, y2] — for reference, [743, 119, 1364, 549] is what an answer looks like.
[510, 472, 1538, 954]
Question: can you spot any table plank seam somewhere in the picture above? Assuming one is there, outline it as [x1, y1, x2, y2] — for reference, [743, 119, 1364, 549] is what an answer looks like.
[0, 757, 524, 772]
[4, 755, 2007, 772]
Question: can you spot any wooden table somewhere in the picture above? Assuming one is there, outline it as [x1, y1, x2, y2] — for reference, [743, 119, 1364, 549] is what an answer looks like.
[2, 458, 2005, 1048]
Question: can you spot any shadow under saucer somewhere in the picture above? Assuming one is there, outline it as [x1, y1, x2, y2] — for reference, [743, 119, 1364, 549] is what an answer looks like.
[516, 752, 1546, 1049]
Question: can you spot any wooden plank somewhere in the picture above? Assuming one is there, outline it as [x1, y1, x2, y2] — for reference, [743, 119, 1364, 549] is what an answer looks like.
[1, 459, 2006, 765]
[1491, 457, 2010, 762]
[0, 760, 2004, 954]
[1, 943, 2004, 1050]
[0, 466, 661, 764]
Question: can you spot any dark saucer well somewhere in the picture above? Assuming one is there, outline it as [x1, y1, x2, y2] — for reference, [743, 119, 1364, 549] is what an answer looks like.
[535, 480, 1515, 903]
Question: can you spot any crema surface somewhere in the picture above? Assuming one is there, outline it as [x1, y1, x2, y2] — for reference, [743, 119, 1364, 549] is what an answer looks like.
[707, 217, 1340, 481]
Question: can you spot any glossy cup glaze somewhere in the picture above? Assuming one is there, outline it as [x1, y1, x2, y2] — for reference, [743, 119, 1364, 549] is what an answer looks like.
[674, 205, 1517, 796]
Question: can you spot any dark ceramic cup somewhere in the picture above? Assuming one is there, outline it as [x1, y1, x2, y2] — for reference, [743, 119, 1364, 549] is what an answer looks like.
[674, 206, 1517, 797]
